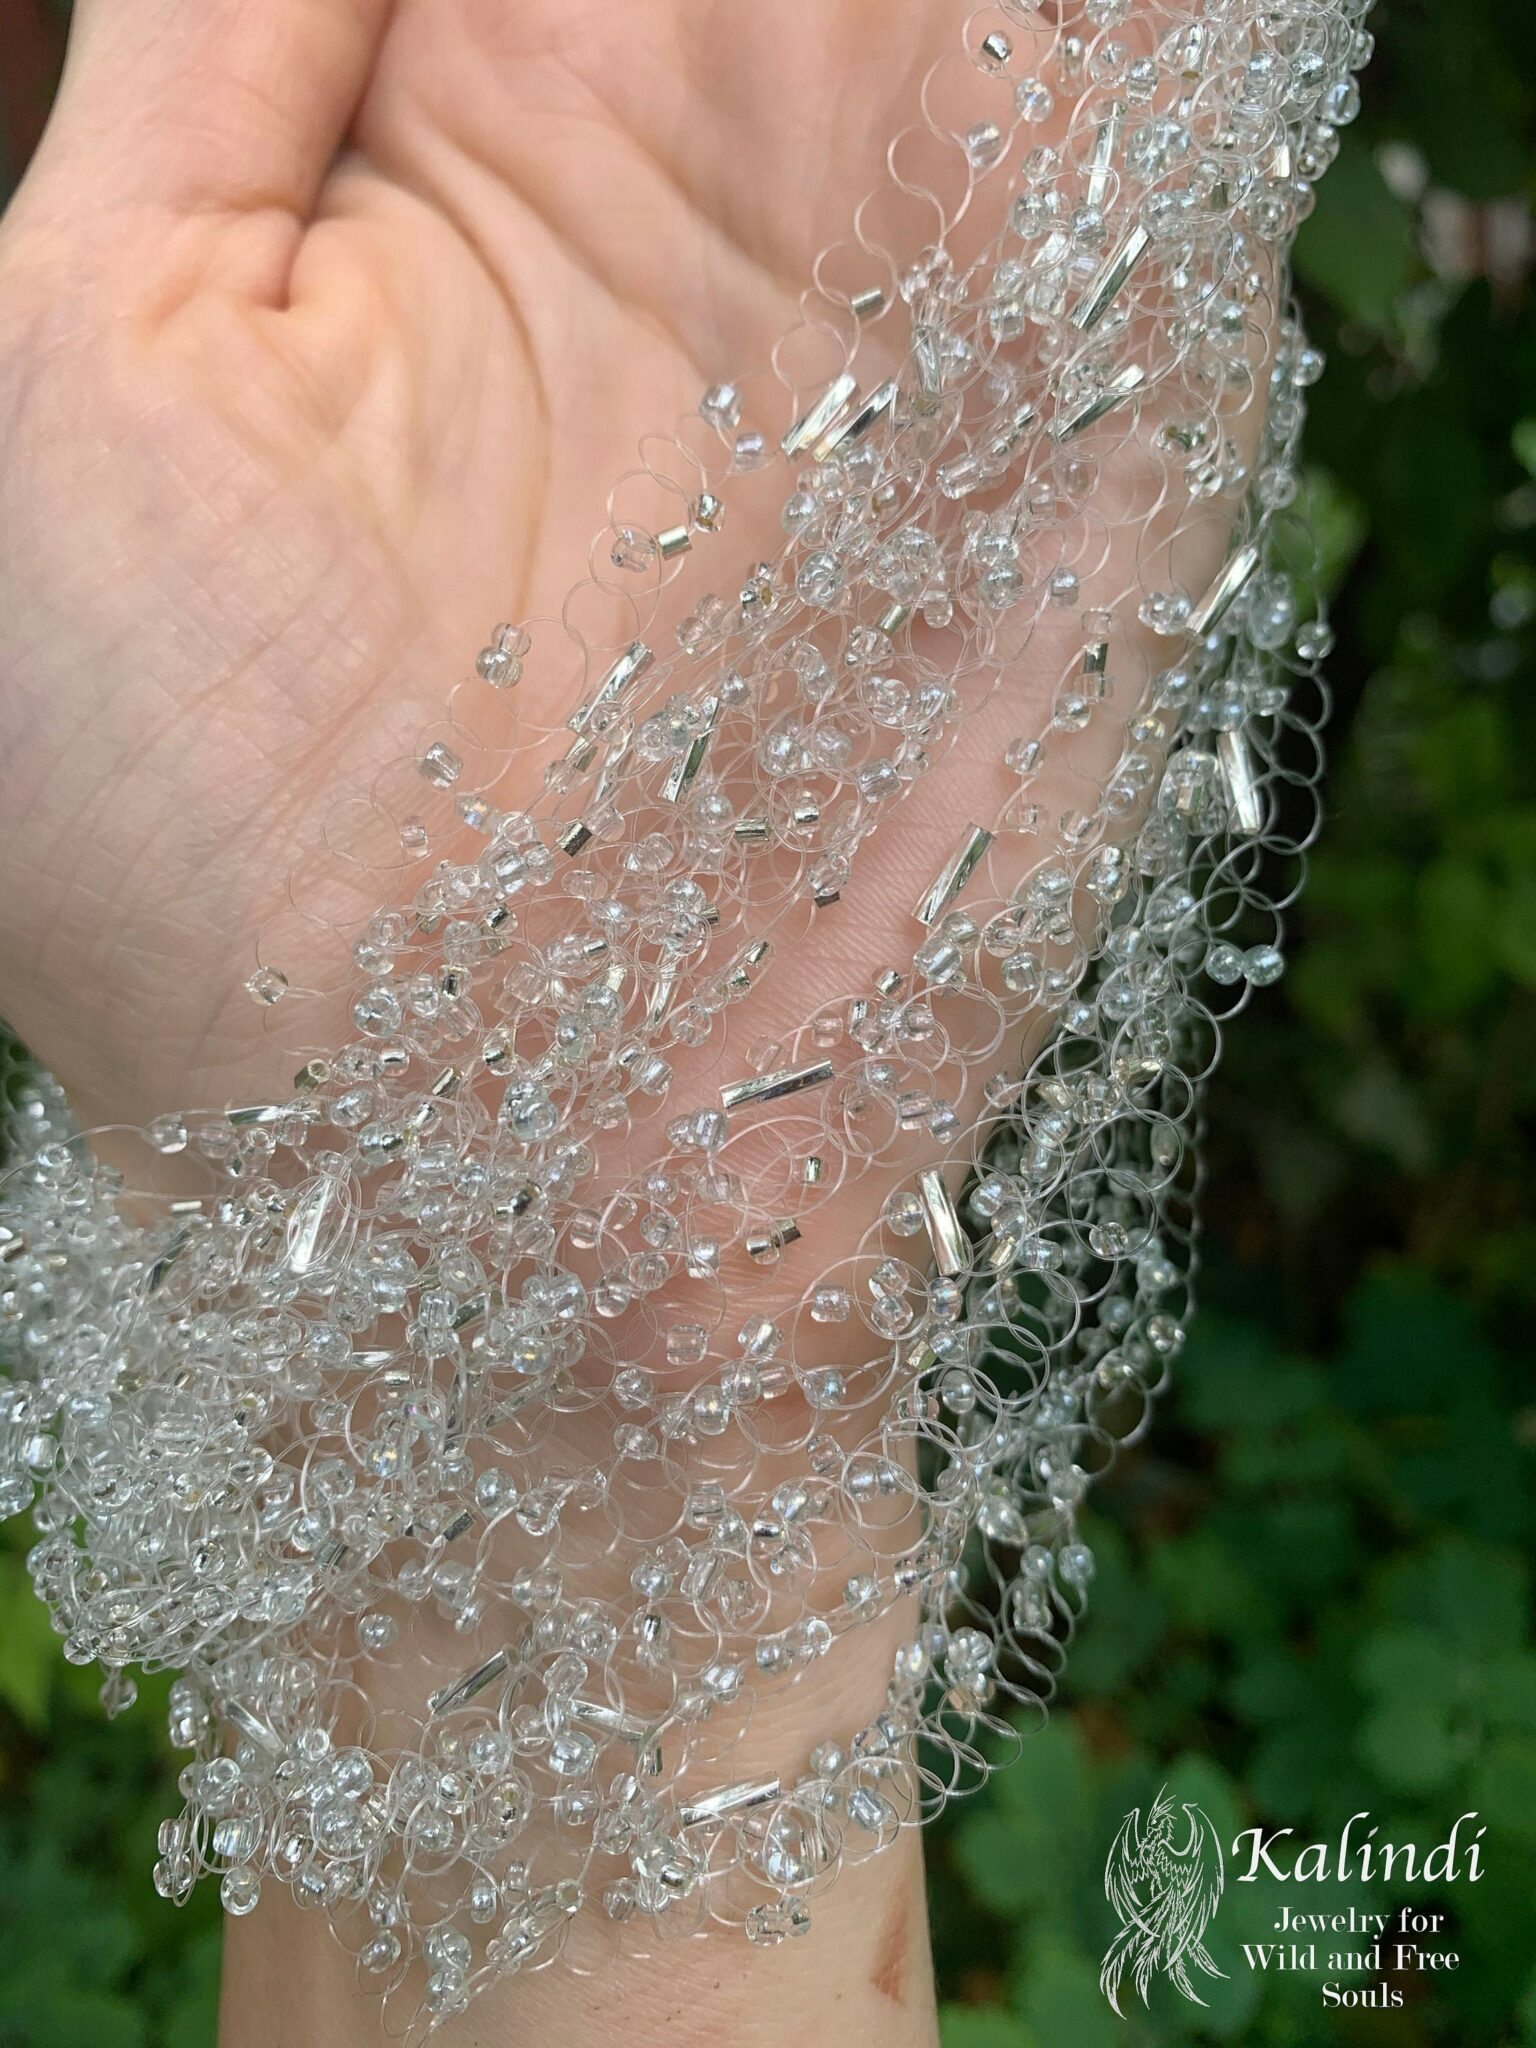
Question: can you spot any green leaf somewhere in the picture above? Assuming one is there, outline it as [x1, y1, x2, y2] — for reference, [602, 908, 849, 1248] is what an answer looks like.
[0, 1554, 60, 1731]
[1496, 873, 1536, 989]
[1417, 857, 1499, 1014]
[953, 1720, 1093, 1919]
[1012, 1931, 1124, 2048]
[1159, 1754, 1245, 1853]
[1149, 1531, 1274, 1640]
[1470, 1738, 1536, 1846]
[1230, 1647, 1313, 1727]
[1295, 144, 1415, 331]
[1302, 467, 1370, 597]
[1177, 1316, 1315, 1434]
[157, 1924, 223, 2048]
[1485, 1652, 1536, 1732]
[0, 1986, 147, 2048]
[939, 2004, 1041, 2048]
[1354, 1694, 1464, 1794]
[1336, 1269, 1496, 1418]
[1329, 1061, 1436, 1175]
[1354, 1627, 1462, 1707]
[1063, 1521, 1165, 1696]
[1388, 9, 1533, 200]
[1376, 1535, 1531, 1657]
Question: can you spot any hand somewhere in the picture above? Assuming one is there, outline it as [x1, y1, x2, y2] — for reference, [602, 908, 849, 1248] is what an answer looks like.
[0, 6, 984, 2041]
[0, 6, 1266, 2043]
[0, 0, 958, 1135]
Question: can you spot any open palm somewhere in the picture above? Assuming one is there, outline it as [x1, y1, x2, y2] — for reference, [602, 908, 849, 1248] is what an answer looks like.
[0, 13, 1300, 2039]
[0, 0, 960, 1133]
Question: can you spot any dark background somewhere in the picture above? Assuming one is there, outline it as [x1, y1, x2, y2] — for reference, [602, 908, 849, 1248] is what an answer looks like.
[2, 3, 1535, 2042]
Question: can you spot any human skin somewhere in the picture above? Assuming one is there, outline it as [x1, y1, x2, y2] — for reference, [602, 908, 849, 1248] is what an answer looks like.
[0, 2, 1271, 2041]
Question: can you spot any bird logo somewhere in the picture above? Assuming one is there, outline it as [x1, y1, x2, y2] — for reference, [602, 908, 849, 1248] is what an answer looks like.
[1101, 1786, 1228, 2015]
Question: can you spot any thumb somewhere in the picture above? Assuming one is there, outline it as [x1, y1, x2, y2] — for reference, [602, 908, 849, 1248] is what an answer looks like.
[15, 0, 392, 229]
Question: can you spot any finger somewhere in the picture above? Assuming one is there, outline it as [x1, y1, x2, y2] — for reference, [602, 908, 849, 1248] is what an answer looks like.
[26, 0, 393, 222]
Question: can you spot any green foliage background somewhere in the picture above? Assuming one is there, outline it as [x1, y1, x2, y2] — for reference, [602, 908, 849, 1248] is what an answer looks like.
[2, 3, 1535, 2042]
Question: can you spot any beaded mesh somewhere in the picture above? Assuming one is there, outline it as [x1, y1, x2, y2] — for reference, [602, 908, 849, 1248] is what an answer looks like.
[0, 1, 1369, 2034]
